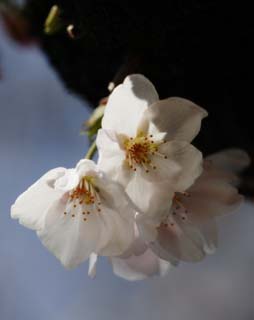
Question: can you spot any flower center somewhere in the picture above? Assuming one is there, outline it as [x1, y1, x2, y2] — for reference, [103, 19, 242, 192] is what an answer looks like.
[70, 177, 95, 205]
[63, 176, 102, 222]
[124, 133, 167, 172]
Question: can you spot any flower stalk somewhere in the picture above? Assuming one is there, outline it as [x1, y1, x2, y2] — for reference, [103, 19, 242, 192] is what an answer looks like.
[85, 140, 97, 160]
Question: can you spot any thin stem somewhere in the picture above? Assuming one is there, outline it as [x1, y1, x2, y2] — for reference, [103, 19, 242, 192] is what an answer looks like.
[85, 140, 97, 159]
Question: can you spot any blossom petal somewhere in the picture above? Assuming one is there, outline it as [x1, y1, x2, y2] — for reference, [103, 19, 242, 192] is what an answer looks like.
[102, 74, 159, 137]
[54, 169, 79, 192]
[206, 149, 251, 173]
[126, 172, 173, 222]
[97, 129, 131, 186]
[94, 177, 136, 256]
[118, 228, 148, 259]
[158, 141, 203, 191]
[88, 253, 98, 278]
[11, 168, 65, 230]
[76, 159, 99, 178]
[150, 241, 179, 266]
[111, 249, 170, 281]
[145, 97, 208, 142]
[182, 179, 243, 224]
[155, 220, 205, 262]
[37, 198, 103, 269]
[199, 220, 218, 254]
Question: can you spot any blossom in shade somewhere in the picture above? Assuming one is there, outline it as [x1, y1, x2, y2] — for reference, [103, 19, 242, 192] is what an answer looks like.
[106, 149, 249, 280]
[149, 149, 249, 263]
[11, 159, 136, 269]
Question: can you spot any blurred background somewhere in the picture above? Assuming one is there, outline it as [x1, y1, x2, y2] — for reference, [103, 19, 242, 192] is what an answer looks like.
[0, 22, 254, 320]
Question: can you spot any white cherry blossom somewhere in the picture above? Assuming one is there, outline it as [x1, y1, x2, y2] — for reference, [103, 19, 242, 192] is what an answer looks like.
[11, 159, 136, 269]
[97, 74, 207, 220]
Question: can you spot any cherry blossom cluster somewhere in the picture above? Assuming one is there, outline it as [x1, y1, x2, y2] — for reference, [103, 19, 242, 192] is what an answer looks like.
[11, 75, 249, 281]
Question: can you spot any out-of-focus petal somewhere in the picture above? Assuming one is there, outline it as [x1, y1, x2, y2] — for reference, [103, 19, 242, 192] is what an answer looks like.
[88, 253, 98, 278]
[182, 179, 243, 224]
[206, 149, 251, 173]
[199, 220, 218, 254]
[155, 221, 205, 262]
[111, 249, 170, 281]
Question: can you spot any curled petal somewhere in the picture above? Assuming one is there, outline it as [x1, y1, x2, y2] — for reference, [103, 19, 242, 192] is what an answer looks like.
[11, 168, 65, 230]
[54, 169, 79, 192]
[145, 97, 207, 142]
[111, 249, 170, 281]
[102, 74, 159, 137]
[76, 159, 99, 178]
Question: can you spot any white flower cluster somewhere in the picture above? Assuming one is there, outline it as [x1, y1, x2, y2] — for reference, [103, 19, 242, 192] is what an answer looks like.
[11, 75, 249, 281]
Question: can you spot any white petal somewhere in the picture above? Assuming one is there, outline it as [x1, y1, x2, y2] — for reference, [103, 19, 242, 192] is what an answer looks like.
[102, 74, 159, 137]
[37, 176, 136, 269]
[126, 172, 173, 221]
[145, 97, 208, 142]
[11, 168, 65, 230]
[94, 177, 136, 256]
[88, 253, 98, 278]
[159, 141, 203, 191]
[54, 169, 79, 192]
[111, 248, 170, 281]
[97, 129, 132, 186]
[76, 159, 99, 178]
[206, 149, 251, 173]
[37, 198, 103, 269]
[141, 151, 182, 184]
